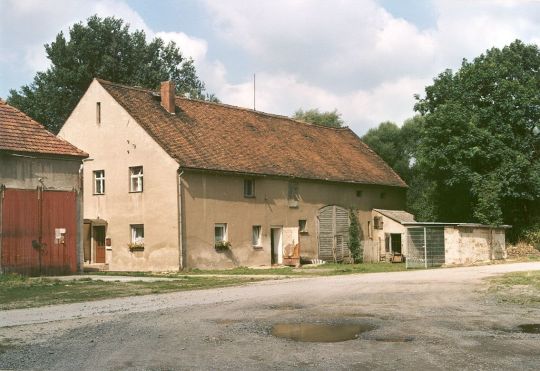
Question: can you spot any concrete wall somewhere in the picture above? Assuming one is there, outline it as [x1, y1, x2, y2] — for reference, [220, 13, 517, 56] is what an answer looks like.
[58, 80, 181, 271]
[182, 171, 406, 269]
[444, 226, 507, 265]
[0, 153, 81, 190]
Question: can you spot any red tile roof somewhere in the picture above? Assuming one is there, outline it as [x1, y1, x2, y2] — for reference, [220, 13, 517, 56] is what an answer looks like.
[98, 79, 406, 187]
[0, 99, 87, 158]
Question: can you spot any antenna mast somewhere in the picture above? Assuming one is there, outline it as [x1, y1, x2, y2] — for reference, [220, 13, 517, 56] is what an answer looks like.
[253, 73, 256, 111]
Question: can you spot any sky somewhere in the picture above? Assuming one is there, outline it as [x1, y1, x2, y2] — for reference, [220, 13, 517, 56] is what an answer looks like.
[1, 0, 539, 135]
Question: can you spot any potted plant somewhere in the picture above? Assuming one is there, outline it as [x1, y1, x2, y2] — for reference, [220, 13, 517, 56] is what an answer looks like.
[128, 241, 145, 252]
[215, 240, 231, 251]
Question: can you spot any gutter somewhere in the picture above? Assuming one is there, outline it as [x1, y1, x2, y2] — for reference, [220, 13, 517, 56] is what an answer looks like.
[177, 168, 186, 269]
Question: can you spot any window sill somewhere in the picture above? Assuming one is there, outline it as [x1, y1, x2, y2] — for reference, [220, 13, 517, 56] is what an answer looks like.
[252, 245, 263, 250]
[243, 195, 255, 199]
[129, 191, 143, 194]
[93, 193, 105, 196]
[299, 231, 308, 235]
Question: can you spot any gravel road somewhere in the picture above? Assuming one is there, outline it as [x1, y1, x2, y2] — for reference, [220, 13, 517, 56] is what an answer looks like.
[1, 262, 539, 370]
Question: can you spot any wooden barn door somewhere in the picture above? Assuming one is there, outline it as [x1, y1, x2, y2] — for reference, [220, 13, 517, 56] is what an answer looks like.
[318, 205, 351, 262]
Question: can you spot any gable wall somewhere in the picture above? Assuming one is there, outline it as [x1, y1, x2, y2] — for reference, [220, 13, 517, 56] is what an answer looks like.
[59, 80, 180, 271]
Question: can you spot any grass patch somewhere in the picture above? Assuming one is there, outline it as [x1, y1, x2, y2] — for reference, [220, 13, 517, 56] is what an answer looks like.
[88, 263, 406, 277]
[488, 270, 540, 306]
[0, 273, 262, 310]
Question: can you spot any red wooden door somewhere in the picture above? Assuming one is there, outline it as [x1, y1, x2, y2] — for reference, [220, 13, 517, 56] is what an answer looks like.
[94, 226, 106, 263]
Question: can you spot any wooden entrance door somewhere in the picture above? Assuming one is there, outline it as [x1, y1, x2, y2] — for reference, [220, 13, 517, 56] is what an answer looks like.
[318, 205, 351, 262]
[93, 226, 106, 263]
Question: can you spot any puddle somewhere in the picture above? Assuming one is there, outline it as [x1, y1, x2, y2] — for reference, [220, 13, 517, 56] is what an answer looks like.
[518, 324, 540, 334]
[271, 323, 375, 342]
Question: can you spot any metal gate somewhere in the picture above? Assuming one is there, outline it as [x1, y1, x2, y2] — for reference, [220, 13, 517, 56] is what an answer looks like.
[318, 205, 351, 262]
[0, 187, 78, 275]
[406, 227, 445, 269]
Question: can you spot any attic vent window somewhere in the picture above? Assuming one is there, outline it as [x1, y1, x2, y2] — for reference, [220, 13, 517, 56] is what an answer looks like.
[96, 102, 101, 124]
[244, 179, 255, 198]
[288, 181, 299, 208]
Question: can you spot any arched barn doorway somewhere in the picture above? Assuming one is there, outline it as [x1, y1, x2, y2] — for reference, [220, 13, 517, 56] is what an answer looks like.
[318, 205, 352, 262]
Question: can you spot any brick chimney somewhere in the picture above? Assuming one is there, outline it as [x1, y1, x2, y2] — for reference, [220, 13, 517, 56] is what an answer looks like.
[160, 81, 176, 114]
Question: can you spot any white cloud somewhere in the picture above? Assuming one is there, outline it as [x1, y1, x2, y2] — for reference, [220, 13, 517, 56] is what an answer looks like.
[155, 32, 208, 63]
[2, 0, 539, 135]
[202, 0, 540, 133]
[0, 0, 151, 75]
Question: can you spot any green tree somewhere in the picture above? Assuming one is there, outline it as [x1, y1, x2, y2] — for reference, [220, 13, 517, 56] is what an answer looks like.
[414, 40, 540, 235]
[293, 108, 344, 128]
[362, 116, 424, 183]
[8, 15, 215, 134]
[361, 116, 435, 221]
[348, 209, 362, 263]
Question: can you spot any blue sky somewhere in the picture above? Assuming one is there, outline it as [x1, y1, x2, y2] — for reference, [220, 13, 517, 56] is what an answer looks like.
[1, 0, 539, 134]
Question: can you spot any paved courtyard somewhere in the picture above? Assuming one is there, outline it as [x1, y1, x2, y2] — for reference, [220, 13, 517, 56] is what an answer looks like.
[1, 262, 539, 370]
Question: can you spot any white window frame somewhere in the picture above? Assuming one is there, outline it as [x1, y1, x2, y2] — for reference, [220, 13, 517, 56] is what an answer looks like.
[244, 179, 255, 198]
[215, 223, 227, 244]
[129, 166, 143, 192]
[252, 225, 262, 247]
[131, 224, 144, 244]
[93, 170, 105, 195]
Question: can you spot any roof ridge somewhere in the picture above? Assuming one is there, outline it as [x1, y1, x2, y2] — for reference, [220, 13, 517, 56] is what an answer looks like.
[95, 78, 350, 131]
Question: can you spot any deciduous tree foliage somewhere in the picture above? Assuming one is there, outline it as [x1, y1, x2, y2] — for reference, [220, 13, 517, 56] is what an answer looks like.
[8, 15, 215, 134]
[414, 40, 540, 234]
[293, 108, 344, 128]
[362, 116, 436, 221]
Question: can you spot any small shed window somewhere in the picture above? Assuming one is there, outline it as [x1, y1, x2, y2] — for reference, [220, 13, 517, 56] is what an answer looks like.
[96, 102, 101, 124]
[130, 166, 143, 192]
[93, 170, 105, 195]
[299, 219, 307, 233]
[215, 223, 227, 243]
[374, 216, 384, 230]
[244, 179, 255, 198]
[356, 190, 363, 197]
[252, 225, 262, 247]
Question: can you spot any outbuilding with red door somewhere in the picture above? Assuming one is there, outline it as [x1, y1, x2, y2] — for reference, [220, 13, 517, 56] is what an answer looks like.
[0, 99, 87, 275]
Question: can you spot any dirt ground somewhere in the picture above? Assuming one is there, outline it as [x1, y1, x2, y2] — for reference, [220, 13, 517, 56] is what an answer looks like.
[1, 262, 539, 370]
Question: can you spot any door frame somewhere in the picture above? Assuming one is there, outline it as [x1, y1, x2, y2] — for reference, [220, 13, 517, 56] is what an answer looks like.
[93, 225, 106, 264]
[270, 226, 283, 265]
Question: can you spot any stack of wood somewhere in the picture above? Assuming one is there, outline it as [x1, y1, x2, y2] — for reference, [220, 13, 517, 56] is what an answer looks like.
[506, 242, 540, 258]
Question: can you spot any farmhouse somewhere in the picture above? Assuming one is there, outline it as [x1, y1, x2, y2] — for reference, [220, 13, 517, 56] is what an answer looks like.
[59, 79, 407, 271]
[0, 99, 87, 275]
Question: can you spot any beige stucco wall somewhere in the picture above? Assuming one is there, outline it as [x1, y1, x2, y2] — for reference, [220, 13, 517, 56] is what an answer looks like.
[182, 171, 406, 269]
[0, 153, 81, 191]
[444, 226, 507, 265]
[59, 80, 180, 271]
